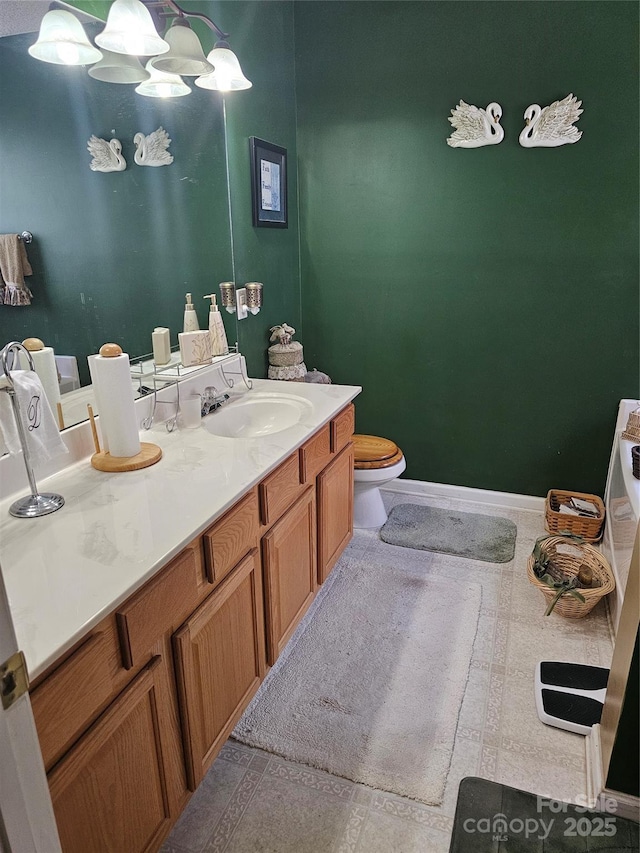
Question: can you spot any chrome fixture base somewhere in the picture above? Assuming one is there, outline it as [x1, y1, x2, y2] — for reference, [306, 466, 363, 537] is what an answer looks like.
[9, 493, 65, 519]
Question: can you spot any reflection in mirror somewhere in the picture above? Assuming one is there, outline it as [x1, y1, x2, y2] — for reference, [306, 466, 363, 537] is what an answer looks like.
[0, 7, 237, 431]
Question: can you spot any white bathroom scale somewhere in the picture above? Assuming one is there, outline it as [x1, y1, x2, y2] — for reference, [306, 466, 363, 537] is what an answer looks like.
[534, 661, 609, 736]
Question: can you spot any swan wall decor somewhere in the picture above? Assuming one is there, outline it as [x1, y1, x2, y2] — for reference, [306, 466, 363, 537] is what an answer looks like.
[447, 101, 504, 148]
[519, 93, 583, 148]
[87, 136, 126, 172]
[133, 127, 174, 167]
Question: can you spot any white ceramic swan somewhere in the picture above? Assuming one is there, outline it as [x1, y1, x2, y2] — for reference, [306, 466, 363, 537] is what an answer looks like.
[87, 136, 126, 172]
[133, 127, 174, 167]
[447, 101, 504, 148]
[519, 94, 583, 147]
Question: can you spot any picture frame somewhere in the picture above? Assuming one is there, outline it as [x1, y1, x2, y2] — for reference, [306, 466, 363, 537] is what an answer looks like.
[250, 137, 287, 228]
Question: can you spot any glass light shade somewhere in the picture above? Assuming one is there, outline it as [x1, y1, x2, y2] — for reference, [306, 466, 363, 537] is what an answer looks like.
[88, 49, 149, 84]
[28, 10, 102, 66]
[149, 21, 213, 76]
[195, 42, 252, 92]
[135, 61, 191, 98]
[95, 0, 169, 57]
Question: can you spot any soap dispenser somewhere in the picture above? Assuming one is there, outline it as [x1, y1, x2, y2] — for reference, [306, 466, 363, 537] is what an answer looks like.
[183, 292, 200, 332]
[204, 293, 229, 356]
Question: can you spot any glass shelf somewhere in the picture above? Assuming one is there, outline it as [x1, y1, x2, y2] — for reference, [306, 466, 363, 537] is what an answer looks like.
[130, 346, 240, 385]
[130, 346, 248, 432]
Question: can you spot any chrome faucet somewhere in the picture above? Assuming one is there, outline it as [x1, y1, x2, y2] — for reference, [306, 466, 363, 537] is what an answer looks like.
[201, 386, 230, 416]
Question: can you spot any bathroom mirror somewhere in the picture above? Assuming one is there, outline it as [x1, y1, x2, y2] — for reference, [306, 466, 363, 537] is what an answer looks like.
[0, 7, 238, 431]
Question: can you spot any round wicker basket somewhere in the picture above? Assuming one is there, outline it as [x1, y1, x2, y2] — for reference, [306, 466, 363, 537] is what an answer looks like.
[526, 535, 615, 618]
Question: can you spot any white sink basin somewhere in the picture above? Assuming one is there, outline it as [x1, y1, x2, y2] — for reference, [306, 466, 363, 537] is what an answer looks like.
[202, 392, 313, 438]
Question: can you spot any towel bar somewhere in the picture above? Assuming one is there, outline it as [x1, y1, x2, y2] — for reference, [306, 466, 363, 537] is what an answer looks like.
[17, 232, 32, 244]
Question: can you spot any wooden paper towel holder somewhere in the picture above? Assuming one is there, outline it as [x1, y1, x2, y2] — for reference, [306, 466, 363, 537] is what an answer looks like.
[91, 444, 162, 472]
[87, 344, 162, 473]
[88, 404, 161, 471]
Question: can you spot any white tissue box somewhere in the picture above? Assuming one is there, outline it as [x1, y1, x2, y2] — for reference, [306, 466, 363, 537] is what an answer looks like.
[178, 331, 213, 367]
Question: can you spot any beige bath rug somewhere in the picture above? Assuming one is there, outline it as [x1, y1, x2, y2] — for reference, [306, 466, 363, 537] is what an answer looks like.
[233, 558, 481, 805]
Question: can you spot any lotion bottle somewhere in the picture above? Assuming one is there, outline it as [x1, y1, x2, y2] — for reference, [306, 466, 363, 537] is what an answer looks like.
[183, 292, 200, 332]
[204, 293, 229, 356]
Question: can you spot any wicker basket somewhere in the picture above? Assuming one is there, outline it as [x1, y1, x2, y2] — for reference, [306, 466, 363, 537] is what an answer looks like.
[544, 489, 605, 542]
[526, 535, 615, 618]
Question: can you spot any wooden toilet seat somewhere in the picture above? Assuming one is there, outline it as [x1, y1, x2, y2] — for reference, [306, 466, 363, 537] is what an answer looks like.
[353, 434, 404, 470]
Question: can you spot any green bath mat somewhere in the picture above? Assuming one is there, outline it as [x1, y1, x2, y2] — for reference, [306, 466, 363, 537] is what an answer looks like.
[380, 504, 517, 563]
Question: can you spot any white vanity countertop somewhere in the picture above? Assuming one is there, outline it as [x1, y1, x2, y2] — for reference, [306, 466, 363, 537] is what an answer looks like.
[0, 379, 360, 679]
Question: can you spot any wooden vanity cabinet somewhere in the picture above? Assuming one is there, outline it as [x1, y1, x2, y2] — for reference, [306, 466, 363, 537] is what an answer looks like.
[262, 486, 318, 665]
[47, 654, 176, 853]
[30, 402, 355, 853]
[173, 549, 266, 790]
[317, 443, 354, 584]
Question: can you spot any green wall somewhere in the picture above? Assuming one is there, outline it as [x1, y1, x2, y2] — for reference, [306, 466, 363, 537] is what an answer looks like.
[0, 2, 299, 385]
[294, 1, 639, 496]
[3, 1, 638, 497]
[214, 1, 301, 377]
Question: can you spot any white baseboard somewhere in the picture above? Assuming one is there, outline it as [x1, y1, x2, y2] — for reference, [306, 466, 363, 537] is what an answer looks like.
[382, 478, 546, 513]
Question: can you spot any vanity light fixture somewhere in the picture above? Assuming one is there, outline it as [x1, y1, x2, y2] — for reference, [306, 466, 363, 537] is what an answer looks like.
[194, 41, 252, 92]
[135, 60, 191, 97]
[28, 0, 252, 97]
[95, 0, 170, 57]
[149, 18, 213, 76]
[88, 48, 149, 84]
[28, 9, 102, 66]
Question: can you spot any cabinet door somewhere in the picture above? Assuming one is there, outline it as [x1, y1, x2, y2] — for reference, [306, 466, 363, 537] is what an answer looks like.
[48, 656, 174, 853]
[317, 443, 354, 585]
[262, 487, 318, 666]
[173, 550, 266, 790]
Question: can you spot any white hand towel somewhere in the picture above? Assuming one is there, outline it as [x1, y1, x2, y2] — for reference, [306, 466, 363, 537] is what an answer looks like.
[0, 370, 68, 467]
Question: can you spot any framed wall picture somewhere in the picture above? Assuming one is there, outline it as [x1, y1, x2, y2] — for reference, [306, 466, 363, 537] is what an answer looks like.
[250, 137, 287, 228]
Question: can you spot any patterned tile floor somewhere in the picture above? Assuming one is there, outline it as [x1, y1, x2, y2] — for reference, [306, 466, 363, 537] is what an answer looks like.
[162, 490, 613, 853]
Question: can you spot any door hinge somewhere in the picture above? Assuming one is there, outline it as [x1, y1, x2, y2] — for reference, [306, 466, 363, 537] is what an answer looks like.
[1, 650, 29, 710]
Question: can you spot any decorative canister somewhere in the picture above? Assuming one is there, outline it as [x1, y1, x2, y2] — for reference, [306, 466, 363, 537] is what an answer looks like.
[268, 323, 307, 381]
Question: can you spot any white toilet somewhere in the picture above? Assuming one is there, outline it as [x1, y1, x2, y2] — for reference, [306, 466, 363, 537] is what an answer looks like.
[352, 434, 406, 528]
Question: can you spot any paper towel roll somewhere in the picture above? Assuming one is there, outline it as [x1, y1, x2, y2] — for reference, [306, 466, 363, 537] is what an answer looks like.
[90, 352, 140, 458]
[19, 346, 61, 416]
[88, 354, 109, 452]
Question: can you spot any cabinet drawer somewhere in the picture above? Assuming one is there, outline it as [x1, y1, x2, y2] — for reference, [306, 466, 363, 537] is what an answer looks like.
[203, 490, 259, 586]
[299, 424, 331, 484]
[259, 452, 303, 527]
[117, 540, 206, 670]
[331, 404, 355, 454]
[31, 621, 120, 771]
